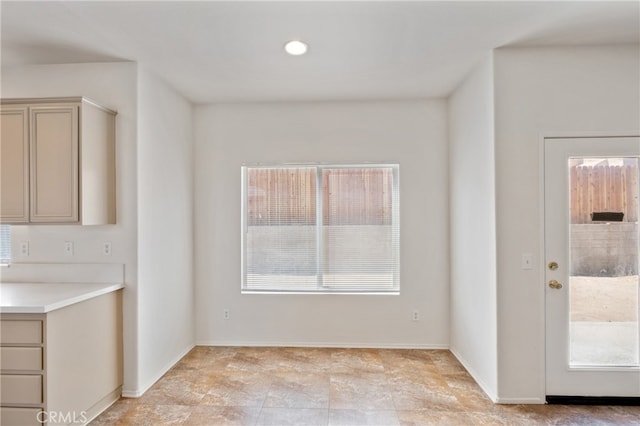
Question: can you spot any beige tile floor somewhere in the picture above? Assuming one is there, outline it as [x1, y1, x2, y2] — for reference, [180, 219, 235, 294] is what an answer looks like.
[91, 347, 640, 425]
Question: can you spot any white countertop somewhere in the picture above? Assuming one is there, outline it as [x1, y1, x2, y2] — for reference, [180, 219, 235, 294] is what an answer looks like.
[0, 282, 124, 313]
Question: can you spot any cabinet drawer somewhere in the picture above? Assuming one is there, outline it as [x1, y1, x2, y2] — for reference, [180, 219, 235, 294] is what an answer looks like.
[0, 347, 43, 370]
[0, 374, 43, 404]
[0, 407, 42, 426]
[0, 320, 42, 344]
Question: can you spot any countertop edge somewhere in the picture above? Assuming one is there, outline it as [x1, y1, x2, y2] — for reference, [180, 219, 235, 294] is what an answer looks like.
[0, 283, 124, 314]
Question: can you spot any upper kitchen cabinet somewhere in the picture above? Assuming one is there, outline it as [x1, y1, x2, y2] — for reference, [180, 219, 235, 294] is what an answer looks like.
[0, 106, 29, 223]
[0, 98, 116, 225]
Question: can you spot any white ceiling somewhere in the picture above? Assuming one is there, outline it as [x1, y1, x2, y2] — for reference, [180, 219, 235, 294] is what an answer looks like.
[1, 1, 638, 104]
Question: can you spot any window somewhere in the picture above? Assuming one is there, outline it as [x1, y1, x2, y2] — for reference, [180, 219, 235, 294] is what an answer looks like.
[0, 225, 11, 264]
[242, 164, 400, 293]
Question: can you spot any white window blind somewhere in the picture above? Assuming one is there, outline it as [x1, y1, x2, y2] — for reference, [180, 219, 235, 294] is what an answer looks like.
[0, 225, 11, 264]
[242, 164, 400, 293]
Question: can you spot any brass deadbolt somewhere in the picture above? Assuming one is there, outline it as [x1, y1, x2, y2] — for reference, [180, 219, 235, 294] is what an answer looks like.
[548, 280, 563, 290]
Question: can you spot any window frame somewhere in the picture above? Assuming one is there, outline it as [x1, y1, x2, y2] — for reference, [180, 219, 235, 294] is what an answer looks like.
[241, 163, 400, 295]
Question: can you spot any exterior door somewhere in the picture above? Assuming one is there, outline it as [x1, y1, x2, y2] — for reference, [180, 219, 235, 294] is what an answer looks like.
[545, 136, 640, 397]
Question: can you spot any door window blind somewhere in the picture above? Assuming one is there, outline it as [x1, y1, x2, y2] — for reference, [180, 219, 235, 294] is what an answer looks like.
[242, 164, 399, 293]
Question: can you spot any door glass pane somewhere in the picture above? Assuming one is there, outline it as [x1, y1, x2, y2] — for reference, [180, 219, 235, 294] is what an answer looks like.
[569, 157, 639, 367]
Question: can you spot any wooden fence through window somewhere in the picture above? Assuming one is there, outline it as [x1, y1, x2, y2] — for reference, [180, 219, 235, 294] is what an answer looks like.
[247, 164, 637, 226]
[570, 163, 638, 224]
[246, 167, 394, 226]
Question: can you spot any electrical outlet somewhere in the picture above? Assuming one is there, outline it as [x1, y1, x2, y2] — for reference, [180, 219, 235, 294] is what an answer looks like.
[103, 242, 112, 256]
[64, 241, 74, 256]
[412, 310, 419, 321]
[20, 241, 29, 256]
[223, 309, 230, 320]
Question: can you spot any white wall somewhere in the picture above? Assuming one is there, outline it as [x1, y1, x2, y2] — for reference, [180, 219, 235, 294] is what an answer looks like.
[493, 45, 640, 401]
[194, 100, 449, 347]
[6, 45, 634, 405]
[1, 62, 140, 393]
[448, 55, 498, 400]
[136, 68, 194, 394]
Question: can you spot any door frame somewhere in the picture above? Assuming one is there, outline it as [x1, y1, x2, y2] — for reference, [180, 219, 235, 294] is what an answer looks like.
[540, 131, 640, 399]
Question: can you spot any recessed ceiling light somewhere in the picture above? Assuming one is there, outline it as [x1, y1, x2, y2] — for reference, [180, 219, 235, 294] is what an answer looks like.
[284, 40, 308, 56]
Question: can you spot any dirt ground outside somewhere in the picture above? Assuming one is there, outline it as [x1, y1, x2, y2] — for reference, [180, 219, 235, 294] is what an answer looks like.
[571, 275, 639, 322]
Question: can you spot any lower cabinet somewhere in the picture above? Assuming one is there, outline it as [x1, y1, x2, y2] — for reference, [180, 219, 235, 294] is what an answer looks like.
[0, 290, 122, 425]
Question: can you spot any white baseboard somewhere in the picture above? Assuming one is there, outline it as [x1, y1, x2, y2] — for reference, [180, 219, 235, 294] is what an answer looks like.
[83, 387, 122, 425]
[122, 389, 145, 398]
[121, 343, 195, 398]
[449, 348, 547, 405]
[495, 397, 546, 404]
[195, 340, 449, 350]
[449, 347, 498, 403]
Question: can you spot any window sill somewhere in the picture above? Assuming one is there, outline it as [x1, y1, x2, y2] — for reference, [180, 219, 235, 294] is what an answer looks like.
[241, 291, 400, 296]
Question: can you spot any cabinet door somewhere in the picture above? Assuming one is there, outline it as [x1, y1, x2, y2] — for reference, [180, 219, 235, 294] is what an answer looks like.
[0, 106, 29, 223]
[29, 105, 79, 223]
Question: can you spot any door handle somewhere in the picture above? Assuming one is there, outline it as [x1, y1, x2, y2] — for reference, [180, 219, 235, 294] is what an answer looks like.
[548, 280, 563, 289]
